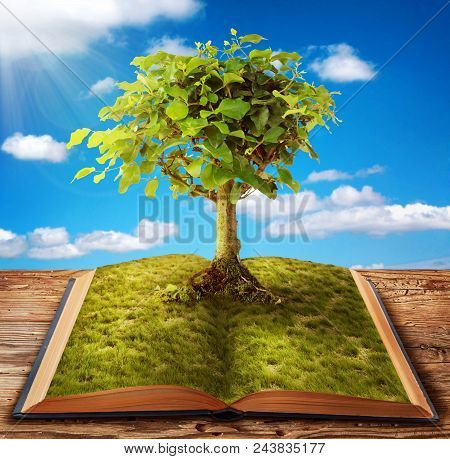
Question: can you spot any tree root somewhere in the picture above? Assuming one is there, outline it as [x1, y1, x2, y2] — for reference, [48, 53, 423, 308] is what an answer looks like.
[189, 257, 279, 304]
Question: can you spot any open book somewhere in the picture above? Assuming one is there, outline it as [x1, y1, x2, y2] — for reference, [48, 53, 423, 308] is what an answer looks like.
[13, 256, 437, 422]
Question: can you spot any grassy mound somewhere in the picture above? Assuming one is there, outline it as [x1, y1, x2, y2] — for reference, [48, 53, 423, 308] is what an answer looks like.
[48, 255, 408, 404]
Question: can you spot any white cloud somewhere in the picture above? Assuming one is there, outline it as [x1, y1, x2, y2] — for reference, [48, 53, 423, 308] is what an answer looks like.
[1, 132, 67, 162]
[310, 43, 375, 82]
[0, 229, 27, 258]
[146, 36, 195, 56]
[305, 164, 384, 183]
[28, 227, 69, 247]
[388, 257, 450, 269]
[24, 220, 178, 259]
[351, 263, 385, 269]
[352, 256, 450, 270]
[74, 231, 145, 253]
[90, 77, 117, 96]
[27, 227, 79, 260]
[363, 165, 384, 176]
[138, 219, 178, 244]
[0, 0, 202, 59]
[329, 185, 384, 207]
[305, 169, 352, 183]
[236, 190, 324, 220]
[268, 202, 450, 239]
[0, 221, 178, 259]
[236, 184, 449, 239]
[237, 185, 383, 220]
[75, 220, 177, 253]
[28, 243, 83, 260]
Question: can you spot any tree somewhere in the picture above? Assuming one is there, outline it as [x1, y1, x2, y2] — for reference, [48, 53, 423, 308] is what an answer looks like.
[67, 29, 339, 301]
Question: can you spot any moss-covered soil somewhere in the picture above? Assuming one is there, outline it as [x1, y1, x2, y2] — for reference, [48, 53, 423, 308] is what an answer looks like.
[48, 255, 408, 404]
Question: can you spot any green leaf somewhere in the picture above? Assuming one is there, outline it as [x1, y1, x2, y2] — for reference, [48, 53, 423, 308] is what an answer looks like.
[270, 51, 300, 63]
[166, 100, 189, 121]
[117, 80, 144, 92]
[144, 179, 159, 198]
[229, 130, 245, 139]
[200, 110, 214, 118]
[208, 93, 218, 103]
[239, 34, 264, 44]
[282, 106, 307, 118]
[185, 157, 203, 177]
[257, 181, 277, 199]
[251, 106, 269, 133]
[216, 98, 250, 120]
[72, 167, 95, 182]
[179, 117, 208, 136]
[204, 125, 224, 148]
[290, 179, 300, 193]
[230, 181, 242, 204]
[87, 131, 104, 148]
[214, 168, 233, 186]
[273, 90, 299, 108]
[131, 54, 162, 70]
[277, 166, 300, 192]
[93, 171, 105, 184]
[96, 150, 116, 165]
[239, 168, 260, 189]
[223, 72, 244, 86]
[230, 28, 237, 36]
[200, 163, 216, 190]
[98, 106, 111, 121]
[119, 164, 140, 194]
[217, 142, 233, 162]
[103, 128, 131, 145]
[137, 73, 159, 90]
[67, 128, 90, 149]
[263, 126, 285, 143]
[185, 56, 205, 75]
[249, 48, 272, 60]
[140, 160, 155, 174]
[167, 85, 188, 102]
[211, 121, 230, 134]
[297, 127, 308, 140]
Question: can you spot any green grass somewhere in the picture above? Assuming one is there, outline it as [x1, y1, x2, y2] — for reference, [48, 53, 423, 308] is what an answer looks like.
[47, 255, 409, 404]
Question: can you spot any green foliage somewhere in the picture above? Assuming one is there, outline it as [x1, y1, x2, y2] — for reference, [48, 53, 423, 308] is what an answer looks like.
[47, 255, 408, 404]
[144, 178, 159, 198]
[68, 29, 339, 201]
[67, 128, 90, 149]
[71, 167, 95, 182]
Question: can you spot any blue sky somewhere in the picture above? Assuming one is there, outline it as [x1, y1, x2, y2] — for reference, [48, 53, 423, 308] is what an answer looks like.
[0, 0, 449, 269]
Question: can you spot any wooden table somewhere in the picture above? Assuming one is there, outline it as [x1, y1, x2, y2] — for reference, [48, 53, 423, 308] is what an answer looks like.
[0, 269, 448, 438]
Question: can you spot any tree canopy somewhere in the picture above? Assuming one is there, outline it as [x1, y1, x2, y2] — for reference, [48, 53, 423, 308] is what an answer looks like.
[67, 29, 339, 204]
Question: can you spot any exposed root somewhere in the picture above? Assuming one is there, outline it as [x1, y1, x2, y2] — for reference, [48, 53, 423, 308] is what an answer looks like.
[189, 257, 279, 304]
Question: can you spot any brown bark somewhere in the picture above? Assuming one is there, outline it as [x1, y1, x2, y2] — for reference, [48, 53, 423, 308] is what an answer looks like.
[189, 181, 275, 303]
[214, 182, 240, 262]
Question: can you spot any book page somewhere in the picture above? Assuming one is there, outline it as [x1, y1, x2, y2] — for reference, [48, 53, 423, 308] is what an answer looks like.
[46, 255, 408, 406]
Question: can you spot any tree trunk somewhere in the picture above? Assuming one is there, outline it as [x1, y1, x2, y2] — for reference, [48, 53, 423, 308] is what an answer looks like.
[215, 182, 240, 262]
[188, 181, 276, 303]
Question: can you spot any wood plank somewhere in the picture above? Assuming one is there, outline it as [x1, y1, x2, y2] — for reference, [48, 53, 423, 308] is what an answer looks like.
[0, 268, 448, 438]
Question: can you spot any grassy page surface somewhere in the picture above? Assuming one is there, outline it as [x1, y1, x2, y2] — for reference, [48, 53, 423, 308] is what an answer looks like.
[47, 255, 408, 404]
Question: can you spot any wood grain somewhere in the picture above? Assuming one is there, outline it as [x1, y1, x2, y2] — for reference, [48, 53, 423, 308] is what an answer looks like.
[350, 270, 433, 416]
[0, 268, 449, 438]
[21, 271, 95, 412]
